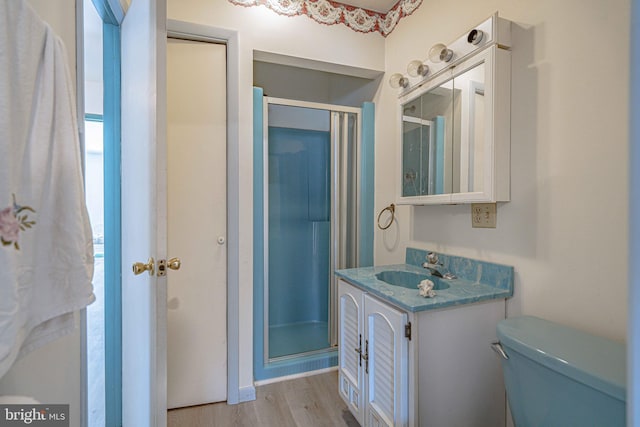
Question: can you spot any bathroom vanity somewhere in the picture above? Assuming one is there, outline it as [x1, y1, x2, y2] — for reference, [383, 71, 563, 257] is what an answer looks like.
[336, 248, 514, 427]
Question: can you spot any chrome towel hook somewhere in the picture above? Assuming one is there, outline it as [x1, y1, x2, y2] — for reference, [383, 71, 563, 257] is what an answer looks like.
[377, 204, 395, 230]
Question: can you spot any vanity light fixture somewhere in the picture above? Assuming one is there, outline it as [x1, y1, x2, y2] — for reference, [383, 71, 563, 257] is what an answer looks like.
[407, 60, 429, 77]
[428, 43, 454, 63]
[389, 73, 409, 89]
[467, 29, 484, 45]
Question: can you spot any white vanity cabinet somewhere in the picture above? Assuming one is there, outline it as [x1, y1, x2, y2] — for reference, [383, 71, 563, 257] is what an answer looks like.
[338, 278, 506, 427]
[338, 280, 409, 427]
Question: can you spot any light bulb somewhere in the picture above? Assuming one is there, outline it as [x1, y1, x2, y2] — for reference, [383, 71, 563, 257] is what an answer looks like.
[428, 43, 454, 63]
[389, 73, 409, 89]
[467, 29, 484, 45]
[407, 60, 429, 77]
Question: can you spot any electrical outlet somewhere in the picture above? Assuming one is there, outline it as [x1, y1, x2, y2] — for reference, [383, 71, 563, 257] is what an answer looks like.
[471, 203, 497, 228]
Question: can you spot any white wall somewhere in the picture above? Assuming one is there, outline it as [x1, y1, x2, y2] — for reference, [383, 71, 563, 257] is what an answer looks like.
[254, 61, 381, 107]
[378, 0, 630, 341]
[167, 0, 385, 391]
[0, 1, 82, 426]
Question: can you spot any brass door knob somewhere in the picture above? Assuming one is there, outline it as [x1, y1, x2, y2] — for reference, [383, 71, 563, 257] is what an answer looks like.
[157, 257, 182, 276]
[167, 257, 181, 270]
[132, 257, 155, 276]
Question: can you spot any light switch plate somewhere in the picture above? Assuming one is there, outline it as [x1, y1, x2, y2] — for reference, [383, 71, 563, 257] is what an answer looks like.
[472, 203, 497, 228]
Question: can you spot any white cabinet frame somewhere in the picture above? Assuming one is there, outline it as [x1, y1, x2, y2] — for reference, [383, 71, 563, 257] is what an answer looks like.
[396, 45, 511, 205]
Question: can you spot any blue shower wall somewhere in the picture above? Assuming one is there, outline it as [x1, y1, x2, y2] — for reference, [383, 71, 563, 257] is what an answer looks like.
[402, 115, 446, 196]
[402, 125, 423, 197]
[268, 126, 331, 327]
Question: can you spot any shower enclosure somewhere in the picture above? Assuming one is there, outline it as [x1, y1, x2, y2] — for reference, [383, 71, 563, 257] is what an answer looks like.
[257, 95, 362, 375]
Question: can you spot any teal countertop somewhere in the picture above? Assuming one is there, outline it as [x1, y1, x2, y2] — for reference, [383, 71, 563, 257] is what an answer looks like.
[336, 263, 513, 313]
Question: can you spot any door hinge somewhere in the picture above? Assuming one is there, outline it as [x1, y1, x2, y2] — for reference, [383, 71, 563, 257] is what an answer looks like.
[405, 322, 412, 340]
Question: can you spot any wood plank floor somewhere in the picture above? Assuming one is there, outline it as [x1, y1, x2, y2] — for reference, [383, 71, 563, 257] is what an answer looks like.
[167, 371, 360, 427]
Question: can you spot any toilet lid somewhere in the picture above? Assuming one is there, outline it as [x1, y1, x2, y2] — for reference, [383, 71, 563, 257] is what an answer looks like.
[497, 316, 626, 401]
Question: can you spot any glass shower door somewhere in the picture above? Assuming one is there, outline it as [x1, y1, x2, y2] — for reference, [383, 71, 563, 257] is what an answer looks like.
[267, 104, 332, 359]
[265, 102, 359, 360]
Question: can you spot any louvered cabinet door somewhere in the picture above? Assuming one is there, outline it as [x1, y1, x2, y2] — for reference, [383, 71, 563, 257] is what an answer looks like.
[338, 280, 365, 424]
[364, 294, 409, 427]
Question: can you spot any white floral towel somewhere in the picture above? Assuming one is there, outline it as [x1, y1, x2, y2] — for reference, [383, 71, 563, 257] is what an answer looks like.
[0, 0, 95, 379]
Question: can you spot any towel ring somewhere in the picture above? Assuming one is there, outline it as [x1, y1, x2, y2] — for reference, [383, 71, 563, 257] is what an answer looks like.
[377, 204, 395, 230]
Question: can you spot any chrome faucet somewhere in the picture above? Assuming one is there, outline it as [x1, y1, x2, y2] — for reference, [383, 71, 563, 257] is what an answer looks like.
[426, 252, 439, 265]
[422, 252, 443, 277]
[422, 252, 457, 279]
[422, 264, 444, 278]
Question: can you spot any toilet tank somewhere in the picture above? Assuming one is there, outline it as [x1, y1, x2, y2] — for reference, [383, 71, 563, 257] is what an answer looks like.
[496, 316, 626, 427]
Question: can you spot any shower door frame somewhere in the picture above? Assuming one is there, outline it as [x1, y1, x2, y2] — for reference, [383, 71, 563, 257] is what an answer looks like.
[262, 97, 362, 363]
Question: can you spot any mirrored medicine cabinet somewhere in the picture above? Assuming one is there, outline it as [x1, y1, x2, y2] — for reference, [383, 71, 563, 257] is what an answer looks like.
[397, 40, 511, 205]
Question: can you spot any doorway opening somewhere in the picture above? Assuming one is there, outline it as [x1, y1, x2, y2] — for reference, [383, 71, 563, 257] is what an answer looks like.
[253, 91, 375, 381]
[83, 1, 105, 425]
[83, 1, 122, 425]
[265, 100, 359, 362]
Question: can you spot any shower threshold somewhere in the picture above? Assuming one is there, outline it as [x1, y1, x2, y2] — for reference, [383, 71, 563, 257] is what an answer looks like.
[268, 321, 332, 359]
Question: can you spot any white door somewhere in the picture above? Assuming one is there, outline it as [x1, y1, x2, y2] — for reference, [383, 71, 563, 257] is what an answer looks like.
[166, 38, 228, 408]
[364, 295, 409, 427]
[120, 0, 168, 425]
[338, 280, 365, 424]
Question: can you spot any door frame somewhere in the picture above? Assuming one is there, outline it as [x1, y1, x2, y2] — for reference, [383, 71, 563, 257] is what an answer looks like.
[166, 19, 243, 404]
[78, 0, 124, 425]
[79, 8, 245, 426]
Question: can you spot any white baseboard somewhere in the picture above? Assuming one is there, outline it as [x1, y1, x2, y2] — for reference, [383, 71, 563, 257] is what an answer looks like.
[253, 366, 338, 387]
[237, 385, 256, 403]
